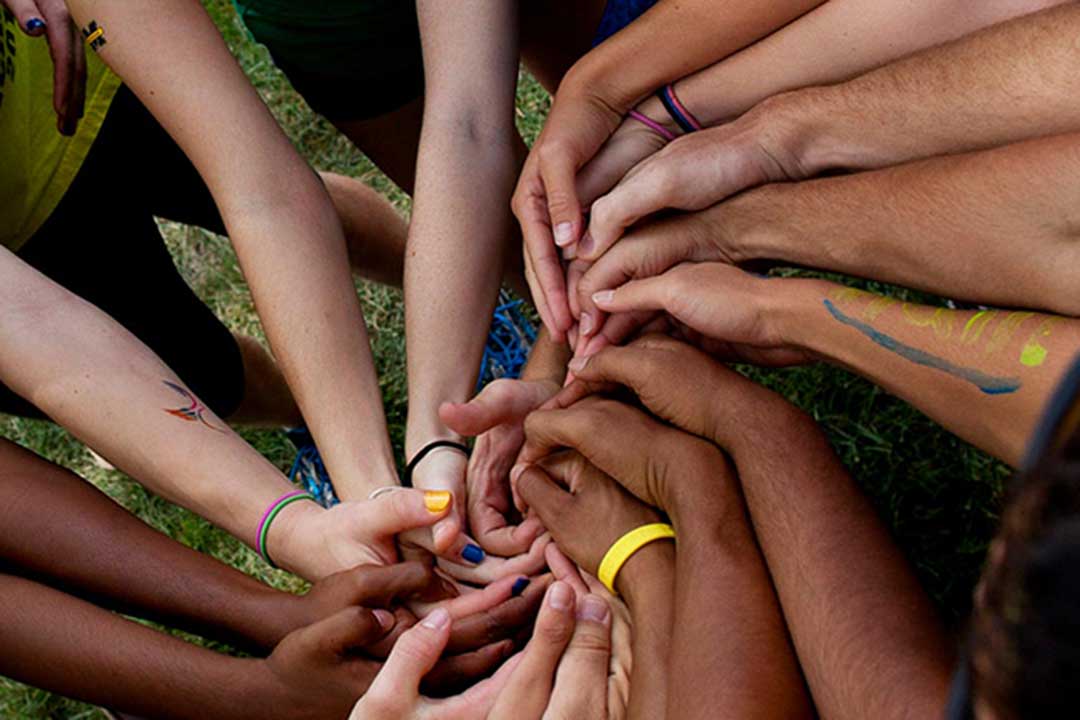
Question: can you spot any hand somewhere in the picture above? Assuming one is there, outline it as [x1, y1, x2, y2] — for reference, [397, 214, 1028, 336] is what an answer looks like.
[587, 262, 813, 367]
[351, 582, 614, 720]
[583, 100, 803, 264]
[516, 451, 662, 579]
[3, 0, 87, 135]
[511, 75, 629, 341]
[258, 605, 395, 720]
[439, 378, 559, 555]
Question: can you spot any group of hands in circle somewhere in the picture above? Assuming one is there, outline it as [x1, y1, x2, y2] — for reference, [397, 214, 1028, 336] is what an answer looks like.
[262, 331, 766, 720]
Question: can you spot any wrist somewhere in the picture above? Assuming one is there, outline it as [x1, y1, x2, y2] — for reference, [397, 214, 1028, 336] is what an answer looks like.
[632, 94, 682, 140]
[616, 541, 675, 613]
[264, 498, 325, 577]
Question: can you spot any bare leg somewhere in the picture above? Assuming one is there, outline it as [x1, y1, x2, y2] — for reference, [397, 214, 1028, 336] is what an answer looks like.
[331, 97, 425, 195]
[321, 171, 408, 287]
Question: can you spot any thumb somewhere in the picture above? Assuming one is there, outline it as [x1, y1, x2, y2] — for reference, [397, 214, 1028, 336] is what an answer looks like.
[367, 608, 452, 698]
[361, 488, 452, 539]
[439, 380, 538, 437]
[309, 606, 396, 656]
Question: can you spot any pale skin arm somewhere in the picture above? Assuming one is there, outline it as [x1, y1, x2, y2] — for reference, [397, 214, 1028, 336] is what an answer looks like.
[576, 130, 1080, 328]
[584, 0, 1080, 256]
[576, 0, 1065, 217]
[591, 264, 1080, 465]
[514, 0, 826, 339]
[406, 0, 521, 551]
[65, 0, 397, 501]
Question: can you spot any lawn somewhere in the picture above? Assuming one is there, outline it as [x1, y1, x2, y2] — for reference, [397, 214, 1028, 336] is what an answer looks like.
[0, 1, 1006, 717]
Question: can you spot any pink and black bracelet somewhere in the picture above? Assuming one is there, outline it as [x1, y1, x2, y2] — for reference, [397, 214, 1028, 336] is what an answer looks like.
[657, 83, 702, 133]
[627, 110, 677, 142]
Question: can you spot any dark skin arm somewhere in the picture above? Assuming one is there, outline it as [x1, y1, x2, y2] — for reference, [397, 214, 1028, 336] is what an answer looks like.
[517, 451, 675, 720]
[518, 402, 810, 720]
[540, 336, 954, 719]
[0, 572, 395, 720]
[0, 438, 542, 687]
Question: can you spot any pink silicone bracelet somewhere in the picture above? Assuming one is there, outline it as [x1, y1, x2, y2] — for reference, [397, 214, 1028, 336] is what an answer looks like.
[667, 84, 703, 131]
[628, 110, 677, 142]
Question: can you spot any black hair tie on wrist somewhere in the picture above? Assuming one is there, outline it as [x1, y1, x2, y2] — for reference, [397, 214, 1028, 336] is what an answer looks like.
[403, 440, 470, 487]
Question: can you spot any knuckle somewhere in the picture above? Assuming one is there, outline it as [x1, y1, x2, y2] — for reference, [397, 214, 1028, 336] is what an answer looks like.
[569, 630, 612, 657]
[536, 615, 575, 646]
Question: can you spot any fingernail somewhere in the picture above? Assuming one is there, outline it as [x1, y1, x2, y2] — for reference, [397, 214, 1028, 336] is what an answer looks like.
[462, 543, 486, 564]
[580, 311, 594, 337]
[373, 609, 396, 629]
[510, 463, 528, 486]
[554, 222, 574, 247]
[511, 577, 530, 597]
[579, 232, 595, 256]
[548, 581, 573, 611]
[578, 596, 610, 624]
[25, 18, 45, 32]
[421, 607, 451, 630]
[568, 357, 588, 373]
[424, 490, 452, 514]
[592, 290, 614, 307]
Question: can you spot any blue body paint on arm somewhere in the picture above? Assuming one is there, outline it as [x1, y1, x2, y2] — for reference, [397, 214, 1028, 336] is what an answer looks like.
[823, 300, 1021, 395]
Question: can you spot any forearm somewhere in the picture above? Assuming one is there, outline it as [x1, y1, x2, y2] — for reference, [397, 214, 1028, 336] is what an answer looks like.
[404, 137, 519, 450]
[568, 0, 824, 111]
[665, 488, 810, 720]
[773, 278, 1080, 465]
[617, 544, 675, 720]
[0, 439, 301, 651]
[707, 401, 951, 720]
[519, 328, 570, 387]
[724, 132, 1080, 315]
[764, 2, 1080, 174]
[663, 0, 1064, 126]
[64, 0, 397, 499]
[0, 573, 274, 720]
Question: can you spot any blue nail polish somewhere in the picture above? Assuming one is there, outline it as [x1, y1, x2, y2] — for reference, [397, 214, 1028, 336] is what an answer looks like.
[462, 544, 485, 564]
[511, 577, 529, 597]
[26, 18, 45, 32]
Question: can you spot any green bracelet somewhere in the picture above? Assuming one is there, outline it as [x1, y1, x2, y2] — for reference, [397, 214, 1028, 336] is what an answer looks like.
[257, 490, 316, 568]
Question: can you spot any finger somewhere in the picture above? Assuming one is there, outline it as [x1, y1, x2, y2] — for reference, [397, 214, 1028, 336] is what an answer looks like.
[446, 574, 552, 654]
[439, 532, 550, 585]
[592, 274, 674, 316]
[516, 466, 573, 533]
[331, 562, 435, 608]
[577, 226, 699, 327]
[422, 639, 517, 697]
[71, 20, 87, 120]
[363, 487, 452, 538]
[40, 0, 76, 135]
[439, 379, 549, 437]
[487, 581, 577, 720]
[578, 310, 657, 360]
[515, 172, 572, 339]
[365, 608, 452, 701]
[401, 525, 486, 568]
[538, 142, 585, 253]
[472, 514, 545, 558]
[432, 572, 529, 620]
[547, 595, 612, 717]
[545, 544, 589, 598]
[8, 0, 48, 36]
[311, 606, 396, 656]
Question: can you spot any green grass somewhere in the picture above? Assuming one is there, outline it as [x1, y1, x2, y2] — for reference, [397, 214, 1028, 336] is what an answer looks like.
[0, 1, 1006, 716]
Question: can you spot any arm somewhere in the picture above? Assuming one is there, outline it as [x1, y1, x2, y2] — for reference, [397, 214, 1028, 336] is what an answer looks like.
[64, 0, 397, 500]
[514, 0, 826, 338]
[576, 0, 1064, 217]
[518, 402, 810, 719]
[404, 0, 521, 550]
[585, 1, 1080, 253]
[590, 263, 1080, 465]
[0, 572, 394, 720]
[554, 336, 954, 719]
[578, 131, 1080, 324]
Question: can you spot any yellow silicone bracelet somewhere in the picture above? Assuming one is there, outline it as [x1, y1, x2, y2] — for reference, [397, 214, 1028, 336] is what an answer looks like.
[597, 523, 676, 595]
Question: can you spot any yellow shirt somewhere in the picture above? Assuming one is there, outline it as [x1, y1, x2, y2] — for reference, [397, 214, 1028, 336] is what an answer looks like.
[0, 11, 121, 250]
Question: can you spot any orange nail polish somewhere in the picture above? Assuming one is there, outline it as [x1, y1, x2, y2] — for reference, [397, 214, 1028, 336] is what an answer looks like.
[424, 491, 452, 513]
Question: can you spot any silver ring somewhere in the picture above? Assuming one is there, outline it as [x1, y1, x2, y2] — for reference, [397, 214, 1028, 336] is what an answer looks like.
[368, 486, 403, 501]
